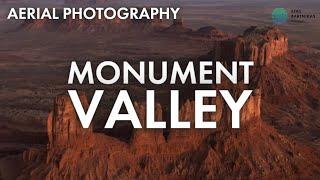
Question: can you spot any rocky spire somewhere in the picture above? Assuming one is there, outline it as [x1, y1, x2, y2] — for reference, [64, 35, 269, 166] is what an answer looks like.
[47, 92, 92, 148]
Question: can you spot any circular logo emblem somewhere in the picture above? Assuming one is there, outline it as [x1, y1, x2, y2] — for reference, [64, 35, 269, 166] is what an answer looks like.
[272, 8, 288, 24]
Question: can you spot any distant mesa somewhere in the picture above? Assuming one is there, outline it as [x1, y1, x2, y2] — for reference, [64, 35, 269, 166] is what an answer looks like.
[162, 19, 193, 34]
[18, 8, 165, 33]
[162, 20, 230, 40]
[195, 26, 229, 40]
[20, 18, 164, 33]
[18, 15, 231, 42]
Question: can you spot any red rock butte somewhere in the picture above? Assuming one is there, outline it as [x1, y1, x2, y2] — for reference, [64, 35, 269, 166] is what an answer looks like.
[212, 26, 288, 66]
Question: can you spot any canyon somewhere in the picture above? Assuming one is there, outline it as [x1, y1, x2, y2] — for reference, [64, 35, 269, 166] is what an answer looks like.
[9, 25, 320, 179]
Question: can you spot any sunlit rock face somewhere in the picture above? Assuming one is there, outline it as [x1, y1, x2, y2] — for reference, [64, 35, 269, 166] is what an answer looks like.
[213, 26, 288, 66]
[240, 89, 261, 122]
[47, 93, 92, 148]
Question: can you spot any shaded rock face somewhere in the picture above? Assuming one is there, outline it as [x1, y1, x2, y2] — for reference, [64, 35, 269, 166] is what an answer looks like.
[212, 26, 288, 66]
[259, 53, 320, 149]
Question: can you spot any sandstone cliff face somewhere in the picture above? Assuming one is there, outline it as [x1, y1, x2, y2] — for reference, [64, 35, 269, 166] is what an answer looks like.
[240, 89, 261, 122]
[47, 93, 92, 148]
[212, 26, 288, 66]
[45, 94, 130, 179]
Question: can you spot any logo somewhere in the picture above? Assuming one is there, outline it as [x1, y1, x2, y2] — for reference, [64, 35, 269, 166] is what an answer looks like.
[290, 9, 317, 23]
[272, 8, 288, 24]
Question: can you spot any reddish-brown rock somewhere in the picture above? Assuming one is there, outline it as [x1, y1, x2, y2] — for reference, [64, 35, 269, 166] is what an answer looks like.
[47, 93, 92, 148]
[212, 26, 288, 66]
[132, 102, 166, 153]
[17, 25, 320, 179]
[33, 87, 319, 178]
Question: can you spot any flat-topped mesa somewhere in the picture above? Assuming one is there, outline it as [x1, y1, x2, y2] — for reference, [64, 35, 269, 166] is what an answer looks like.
[47, 93, 92, 148]
[162, 18, 192, 34]
[212, 26, 288, 66]
[195, 26, 230, 40]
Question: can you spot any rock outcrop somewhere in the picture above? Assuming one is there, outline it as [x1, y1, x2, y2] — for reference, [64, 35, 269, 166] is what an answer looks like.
[45, 94, 129, 179]
[162, 20, 230, 41]
[47, 93, 92, 148]
[195, 26, 229, 40]
[162, 19, 193, 34]
[212, 26, 288, 66]
[240, 89, 261, 122]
